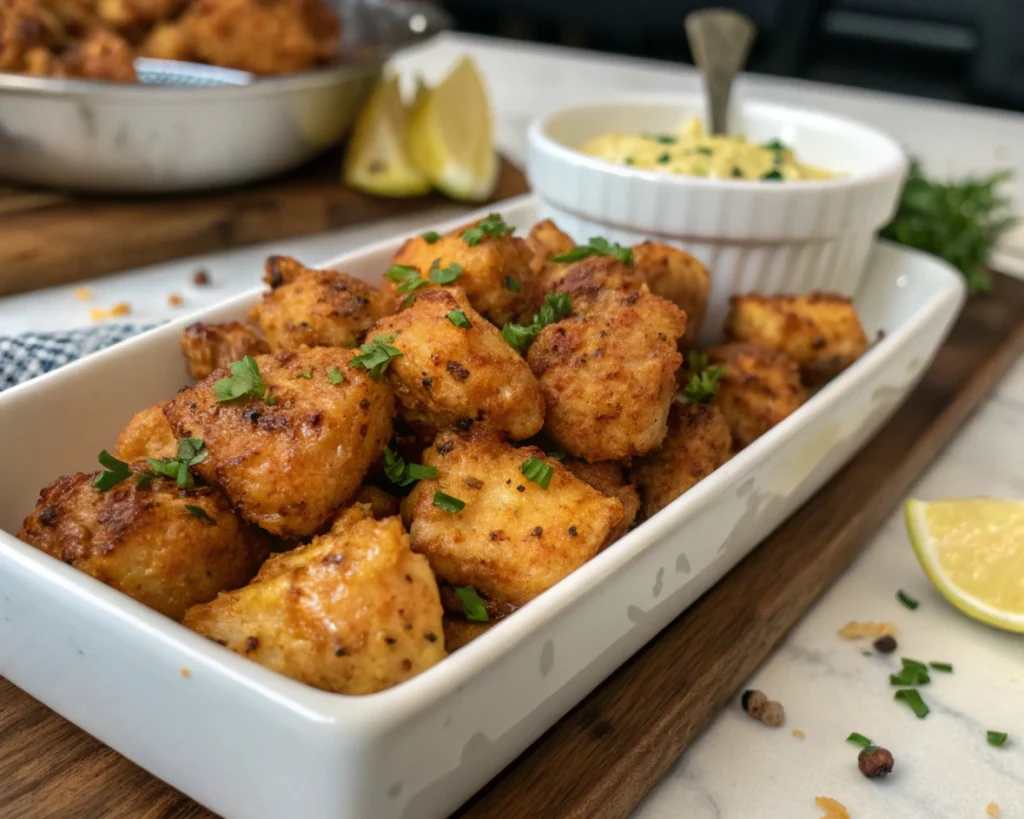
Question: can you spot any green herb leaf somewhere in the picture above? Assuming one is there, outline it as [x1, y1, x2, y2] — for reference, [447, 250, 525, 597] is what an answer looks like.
[762, 139, 788, 153]
[902, 658, 928, 673]
[433, 491, 465, 514]
[93, 450, 132, 492]
[386, 264, 429, 295]
[429, 261, 463, 285]
[383, 447, 437, 488]
[327, 367, 345, 385]
[501, 321, 539, 354]
[422, 231, 441, 244]
[264, 394, 278, 406]
[894, 688, 930, 719]
[297, 369, 312, 379]
[624, 156, 636, 165]
[657, 152, 671, 164]
[548, 245, 593, 264]
[400, 294, 417, 310]
[503, 275, 521, 292]
[682, 365, 727, 403]
[762, 169, 783, 181]
[694, 146, 714, 156]
[897, 589, 919, 610]
[350, 335, 402, 381]
[987, 730, 1009, 747]
[184, 504, 216, 525]
[549, 236, 632, 267]
[645, 133, 678, 145]
[141, 437, 208, 489]
[535, 293, 572, 327]
[213, 356, 266, 402]
[455, 585, 489, 622]
[929, 661, 953, 673]
[460, 213, 515, 246]
[846, 732, 874, 749]
[890, 668, 930, 687]
[731, 166, 744, 178]
[447, 309, 471, 329]
[547, 449, 566, 461]
[521, 457, 554, 489]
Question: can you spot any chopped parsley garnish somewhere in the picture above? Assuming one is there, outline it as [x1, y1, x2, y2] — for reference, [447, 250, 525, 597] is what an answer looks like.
[422, 231, 441, 244]
[447, 309, 471, 329]
[93, 450, 132, 492]
[763, 139, 787, 153]
[731, 166, 744, 178]
[400, 294, 417, 310]
[383, 447, 437, 487]
[645, 134, 678, 144]
[679, 350, 727, 403]
[695, 146, 714, 156]
[433, 491, 465, 514]
[455, 586, 489, 622]
[894, 688, 930, 719]
[141, 437, 208, 489]
[350, 334, 402, 380]
[657, 152, 671, 165]
[460, 213, 515, 246]
[762, 169, 783, 181]
[264, 394, 278, 406]
[897, 589, 919, 610]
[500, 294, 574, 353]
[547, 448, 566, 461]
[846, 732, 874, 749]
[987, 730, 1009, 747]
[184, 504, 215, 525]
[327, 367, 345, 385]
[929, 661, 953, 673]
[549, 236, 633, 267]
[503, 275, 521, 292]
[213, 355, 267, 403]
[624, 156, 635, 165]
[386, 264, 429, 295]
[890, 667, 930, 687]
[521, 457, 554, 489]
[429, 261, 463, 285]
[297, 369, 312, 379]
[501, 322, 538, 353]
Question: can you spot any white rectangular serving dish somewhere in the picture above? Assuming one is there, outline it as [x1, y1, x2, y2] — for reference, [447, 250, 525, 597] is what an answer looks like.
[0, 195, 964, 819]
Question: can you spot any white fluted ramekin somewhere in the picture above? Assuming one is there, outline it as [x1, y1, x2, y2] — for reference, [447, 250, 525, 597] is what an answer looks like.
[527, 95, 907, 334]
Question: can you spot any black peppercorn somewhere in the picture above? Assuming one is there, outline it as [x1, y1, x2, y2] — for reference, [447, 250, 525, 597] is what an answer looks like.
[858, 746, 894, 778]
[873, 634, 897, 654]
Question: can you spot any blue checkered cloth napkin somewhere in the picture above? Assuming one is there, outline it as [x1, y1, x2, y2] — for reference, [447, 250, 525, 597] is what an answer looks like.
[0, 324, 154, 392]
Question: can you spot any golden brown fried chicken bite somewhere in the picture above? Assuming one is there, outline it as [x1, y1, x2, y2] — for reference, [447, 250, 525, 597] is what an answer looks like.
[631, 242, 710, 343]
[249, 255, 395, 352]
[180, 321, 270, 381]
[524, 218, 576, 287]
[629, 402, 733, 518]
[184, 504, 445, 694]
[725, 292, 869, 383]
[138, 20, 192, 60]
[19, 470, 267, 621]
[115, 401, 177, 461]
[351, 485, 401, 520]
[62, 28, 136, 81]
[163, 348, 393, 538]
[0, 0, 56, 71]
[403, 429, 624, 609]
[706, 343, 806, 448]
[527, 288, 686, 462]
[97, 0, 185, 30]
[442, 615, 494, 652]
[182, 0, 340, 75]
[539, 253, 644, 304]
[562, 457, 639, 544]
[388, 220, 533, 326]
[372, 288, 545, 440]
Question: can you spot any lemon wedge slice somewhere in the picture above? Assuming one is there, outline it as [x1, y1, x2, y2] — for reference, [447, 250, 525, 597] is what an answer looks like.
[407, 56, 498, 202]
[343, 74, 431, 198]
[905, 498, 1024, 632]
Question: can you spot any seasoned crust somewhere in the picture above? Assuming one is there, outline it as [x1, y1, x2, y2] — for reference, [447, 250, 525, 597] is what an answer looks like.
[442, 615, 495, 653]
[539, 254, 644, 306]
[184, 505, 445, 695]
[115, 401, 177, 461]
[62, 28, 136, 81]
[181, 321, 270, 381]
[18, 471, 267, 621]
[631, 241, 710, 343]
[562, 457, 640, 545]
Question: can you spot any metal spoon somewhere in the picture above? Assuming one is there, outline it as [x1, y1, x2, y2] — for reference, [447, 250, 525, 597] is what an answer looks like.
[685, 9, 757, 135]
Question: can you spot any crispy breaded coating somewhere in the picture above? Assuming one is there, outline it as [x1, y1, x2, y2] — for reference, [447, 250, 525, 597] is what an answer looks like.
[351, 485, 401, 520]
[184, 505, 445, 695]
[97, 0, 185, 30]
[403, 429, 624, 609]
[115, 401, 177, 461]
[725, 292, 869, 383]
[540, 253, 644, 304]
[706, 343, 806, 448]
[180, 321, 270, 381]
[388, 225, 533, 326]
[373, 288, 545, 440]
[527, 288, 686, 462]
[138, 20, 192, 60]
[182, 0, 339, 75]
[0, 0, 55, 71]
[629, 402, 732, 518]
[631, 242, 710, 343]
[443, 615, 494, 653]
[562, 457, 640, 544]
[524, 218, 575, 292]
[19, 471, 267, 621]
[62, 28, 136, 81]
[163, 348, 393, 538]
[250, 255, 395, 352]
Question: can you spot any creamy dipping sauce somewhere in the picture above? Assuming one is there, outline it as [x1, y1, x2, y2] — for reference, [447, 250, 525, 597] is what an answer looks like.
[579, 118, 838, 181]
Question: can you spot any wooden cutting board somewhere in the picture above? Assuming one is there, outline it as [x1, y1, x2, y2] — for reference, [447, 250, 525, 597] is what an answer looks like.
[0, 151, 528, 297]
[2, 273, 1023, 819]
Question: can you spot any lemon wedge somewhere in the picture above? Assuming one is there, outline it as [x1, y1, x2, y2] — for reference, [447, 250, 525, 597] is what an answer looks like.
[407, 56, 498, 202]
[343, 74, 431, 198]
[905, 498, 1024, 632]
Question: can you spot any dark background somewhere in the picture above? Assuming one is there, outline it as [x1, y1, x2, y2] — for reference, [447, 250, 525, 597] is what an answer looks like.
[436, 0, 1024, 112]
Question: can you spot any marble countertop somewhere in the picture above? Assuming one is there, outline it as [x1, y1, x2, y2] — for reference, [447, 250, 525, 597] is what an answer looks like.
[2, 32, 1023, 819]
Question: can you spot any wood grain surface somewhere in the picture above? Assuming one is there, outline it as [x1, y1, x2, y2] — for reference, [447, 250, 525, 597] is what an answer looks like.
[2, 273, 1023, 819]
[0, 153, 528, 298]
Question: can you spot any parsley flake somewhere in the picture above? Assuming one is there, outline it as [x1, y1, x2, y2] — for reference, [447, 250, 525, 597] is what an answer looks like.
[386, 264, 429, 295]
[185, 504, 216, 525]
[846, 732, 874, 749]
[455, 586, 489, 622]
[762, 169, 783, 181]
[897, 589, 919, 610]
[460, 213, 515, 246]
[433, 491, 465, 514]
[645, 133, 678, 144]
[694, 146, 714, 156]
[327, 367, 345, 385]
[987, 730, 1009, 747]
[429, 261, 463, 285]
[350, 335, 402, 381]
[894, 688, 930, 719]
[657, 152, 671, 164]
[762, 138, 788, 153]
[521, 457, 553, 489]
[929, 661, 953, 673]
[141, 437, 208, 489]
[549, 236, 633, 267]
[297, 369, 312, 379]
[383, 447, 437, 487]
[679, 350, 727, 403]
[624, 156, 635, 165]
[93, 450, 132, 492]
[503, 275, 521, 292]
[400, 294, 417, 310]
[447, 309, 471, 329]
[501, 322, 537, 353]
[500, 293, 574, 353]
[213, 356, 266, 403]
[422, 230, 441, 244]
[264, 394, 278, 406]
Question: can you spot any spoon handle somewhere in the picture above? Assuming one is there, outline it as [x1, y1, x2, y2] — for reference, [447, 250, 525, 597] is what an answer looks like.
[685, 9, 757, 135]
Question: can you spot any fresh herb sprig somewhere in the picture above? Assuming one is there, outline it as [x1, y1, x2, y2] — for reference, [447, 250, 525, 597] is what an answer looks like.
[501, 293, 573, 353]
[351, 334, 403, 380]
[213, 356, 270, 403]
[140, 438, 208, 489]
[550, 236, 633, 267]
[461, 213, 515, 246]
[678, 351, 727, 404]
[93, 450, 132, 492]
[383, 447, 437, 487]
[455, 586, 489, 622]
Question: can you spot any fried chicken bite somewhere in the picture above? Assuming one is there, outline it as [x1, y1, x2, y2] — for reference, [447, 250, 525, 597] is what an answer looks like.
[629, 402, 732, 518]
[115, 401, 177, 461]
[0, 0, 64, 71]
[181, 321, 270, 381]
[527, 288, 686, 462]
[184, 504, 445, 695]
[725, 292, 869, 383]
[62, 28, 136, 82]
[19, 471, 267, 621]
[163, 348, 394, 538]
[388, 220, 533, 326]
[403, 429, 624, 609]
[351, 485, 401, 520]
[631, 242, 710, 344]
[97, 0, 185, 31]
[138, 19, 192, 60]
[249, 255, 395, 352]
[539, 253, 644, 304]
[372, 288, 545, 440]
[524, 218, 576, 289]
[706, 343, 806, 448]
[182, 0, 340, 75]
[562, 457, 639, 544]
[442, 615, 494, 653]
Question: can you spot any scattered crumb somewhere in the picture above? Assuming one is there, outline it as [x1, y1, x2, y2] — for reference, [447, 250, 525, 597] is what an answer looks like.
[180, 668, 191, 678]
[90, 302, 131, 322]
[193, 268, 211, 286]
[987, 802, 1000, 818]
[74, 287, 93, 301]
[168, 293, 184, 307]
[815, 796, 850, 818]
[838, 621, 897, 640]
[792, 729, 805, 739]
